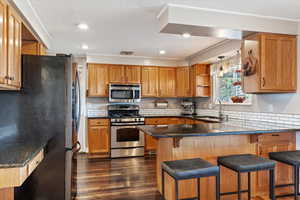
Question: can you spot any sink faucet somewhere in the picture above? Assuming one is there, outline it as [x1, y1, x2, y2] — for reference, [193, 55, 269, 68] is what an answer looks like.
[218, 99, 225, 122]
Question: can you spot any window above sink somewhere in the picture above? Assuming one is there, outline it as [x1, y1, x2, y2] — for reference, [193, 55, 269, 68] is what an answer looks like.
[212, 53, 252, 105]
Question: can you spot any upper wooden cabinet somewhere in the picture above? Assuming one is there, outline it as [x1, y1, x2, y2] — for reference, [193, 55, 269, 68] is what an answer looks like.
[190, 64, 211, 97]
[158, 67, 176, 97]
[22, 41, 46, 56]
[125, 65, 141, 83]
[176, 67, 190, 97]
[242, 33, 297, 93]
[108, 65, 125, 83]
[0, 1, 22, 90]
[0, 0, 7, 87]
[87, 63, 109, 97]
[108, 64, 141, 84]
[141, 66, 159, 97]
[7, 7, 21, 89]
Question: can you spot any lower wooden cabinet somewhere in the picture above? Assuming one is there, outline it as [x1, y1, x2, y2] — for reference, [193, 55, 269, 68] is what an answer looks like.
[254, 132, 295, 196]
[88, 119, 110, 155]
[145, 134, 157, 151]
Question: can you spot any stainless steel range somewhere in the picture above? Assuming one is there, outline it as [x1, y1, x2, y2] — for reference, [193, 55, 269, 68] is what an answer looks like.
[108, 104, 145, 158]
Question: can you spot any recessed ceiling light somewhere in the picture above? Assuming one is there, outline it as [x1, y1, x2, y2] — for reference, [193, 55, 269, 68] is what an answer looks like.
[182, 33, 191, 38]
[81, 44, 89, 50]
[159, 50, 166, 55]
[77, 23, 89, 30]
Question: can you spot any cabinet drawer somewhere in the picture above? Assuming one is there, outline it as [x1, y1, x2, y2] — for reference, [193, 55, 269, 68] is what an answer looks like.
[89, 119, 109, 126]
[27, 149, 44, 176]
[257, 132, 294, 144]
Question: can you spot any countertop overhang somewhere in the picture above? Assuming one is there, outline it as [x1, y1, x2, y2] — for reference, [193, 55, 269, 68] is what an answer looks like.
[138, 119, 300, 138]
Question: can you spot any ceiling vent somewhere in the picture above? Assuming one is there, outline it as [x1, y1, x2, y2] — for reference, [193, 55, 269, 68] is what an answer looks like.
[120, 51, 134, 56]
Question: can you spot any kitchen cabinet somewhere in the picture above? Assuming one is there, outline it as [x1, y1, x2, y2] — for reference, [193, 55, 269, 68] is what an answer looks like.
[242, 33, 297, 93]
[176, 67, 191, 97]
[0, 1, 22, 90]
[145, 134, 157, 151]
[87, 63, 109, 97]
[22, 41, 46, 55]
[88, 119, 110, 155]
[125, 65, 141, 83]
[141, 66, 159, 97]
[190, 64, 211, 97]
[0, 0, 7, 87]
[159, 67, 176, 97]
[108, 64, 141, 84]
[108, 65, 125, 83]
[7, 7, 21, 89]
[254, 133, 295, 196]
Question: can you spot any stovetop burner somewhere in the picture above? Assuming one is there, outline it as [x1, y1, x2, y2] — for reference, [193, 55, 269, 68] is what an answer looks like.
[108, 104, 144, 125]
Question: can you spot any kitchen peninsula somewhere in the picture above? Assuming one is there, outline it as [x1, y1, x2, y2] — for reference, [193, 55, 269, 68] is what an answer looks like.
[138, 120, 300, 200]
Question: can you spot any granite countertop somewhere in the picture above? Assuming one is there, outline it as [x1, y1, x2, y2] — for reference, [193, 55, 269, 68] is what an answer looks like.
[138, 119, 300, 138]
[0, 127, 49, 169]
[88, 114, 219, 121]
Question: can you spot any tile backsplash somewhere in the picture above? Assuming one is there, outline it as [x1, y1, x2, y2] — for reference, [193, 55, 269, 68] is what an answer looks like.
[86, 98, 300, 125]
[197, 109, 300, 125]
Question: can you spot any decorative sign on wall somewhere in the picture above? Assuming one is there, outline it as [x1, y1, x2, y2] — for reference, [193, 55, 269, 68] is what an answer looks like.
[243, 40, 259, 76]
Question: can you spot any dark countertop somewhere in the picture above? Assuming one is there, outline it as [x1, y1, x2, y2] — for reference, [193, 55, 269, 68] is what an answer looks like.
[138, 119, 300, 138]
[0, 126, 49, 169]
[87, 114, 220, 123]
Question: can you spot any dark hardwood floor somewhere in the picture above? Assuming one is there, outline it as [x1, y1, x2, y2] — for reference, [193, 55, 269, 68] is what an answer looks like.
[72, 154, 163, 200]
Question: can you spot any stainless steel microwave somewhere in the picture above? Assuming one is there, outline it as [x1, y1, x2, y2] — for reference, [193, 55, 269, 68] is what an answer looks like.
[109, 84, 141, 103]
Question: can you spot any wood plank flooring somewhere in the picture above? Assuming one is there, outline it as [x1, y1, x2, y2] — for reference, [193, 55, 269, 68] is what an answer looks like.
[72, 154, 163, 200]
[72, 154, 294, 200]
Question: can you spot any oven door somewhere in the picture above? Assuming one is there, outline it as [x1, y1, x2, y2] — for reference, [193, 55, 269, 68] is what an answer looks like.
[111, 126, 144, 148]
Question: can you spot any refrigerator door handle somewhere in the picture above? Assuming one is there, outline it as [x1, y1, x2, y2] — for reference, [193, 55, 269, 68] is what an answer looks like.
[75, 70, 81, 133]
[66, 141, 81, 153]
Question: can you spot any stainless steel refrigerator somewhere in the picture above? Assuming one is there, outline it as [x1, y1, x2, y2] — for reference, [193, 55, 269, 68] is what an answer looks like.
[0, 55, 81, 199]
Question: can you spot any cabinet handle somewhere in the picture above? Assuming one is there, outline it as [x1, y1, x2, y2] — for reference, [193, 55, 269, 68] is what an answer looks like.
[262, 77, 266, 87]
[4, 76, 9, 79]
[271, 134, 280, 137]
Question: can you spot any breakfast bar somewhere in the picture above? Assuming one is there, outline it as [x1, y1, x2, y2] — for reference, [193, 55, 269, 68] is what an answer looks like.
[138, 120, 300, 200]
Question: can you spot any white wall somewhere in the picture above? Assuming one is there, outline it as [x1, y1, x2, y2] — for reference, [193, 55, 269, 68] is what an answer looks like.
[87, 54, 188, 66]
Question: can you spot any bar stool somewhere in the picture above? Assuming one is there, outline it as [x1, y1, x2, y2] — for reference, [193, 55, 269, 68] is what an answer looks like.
[217, 154, 276, 200]
[269, 150, 300, 199]
[161, 158, 220, 200]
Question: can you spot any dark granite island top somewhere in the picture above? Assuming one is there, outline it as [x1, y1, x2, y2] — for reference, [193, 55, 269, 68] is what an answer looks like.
[138, 119, 300, 138]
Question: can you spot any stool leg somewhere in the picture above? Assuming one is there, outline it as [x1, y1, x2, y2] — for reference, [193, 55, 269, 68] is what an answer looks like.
[248, 172, 251, 200]
[175, 179, 179, 200]
[269, 169, 275, 200]
[197, 178, 200, 200]
[216, 174, 220, 200]
[294, 166, 299, 200]
[237, 172, 241, 200]
[162, 169, 165, 199]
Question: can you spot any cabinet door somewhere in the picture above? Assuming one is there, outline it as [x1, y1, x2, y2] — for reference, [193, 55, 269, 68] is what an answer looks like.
[260, 34, 297, 91]
[257, 142, 294, 195]
[145, 134, 157, 151]
[176, 67, 190, 97]
[277, 36, 297, 91]
[108, 65, 125, 83]
[88, 64, 109, 97]
[88, 126, 110, 153]
[141, 66, 159, 97]
[7, 8, 21, 89]
[0, 0, 7, 86]
[126, 66, 141, 83]
[159, 67, 176, 97]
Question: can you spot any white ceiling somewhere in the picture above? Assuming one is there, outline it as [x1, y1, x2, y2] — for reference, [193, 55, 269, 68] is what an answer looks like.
[27, 0, 300, 59]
